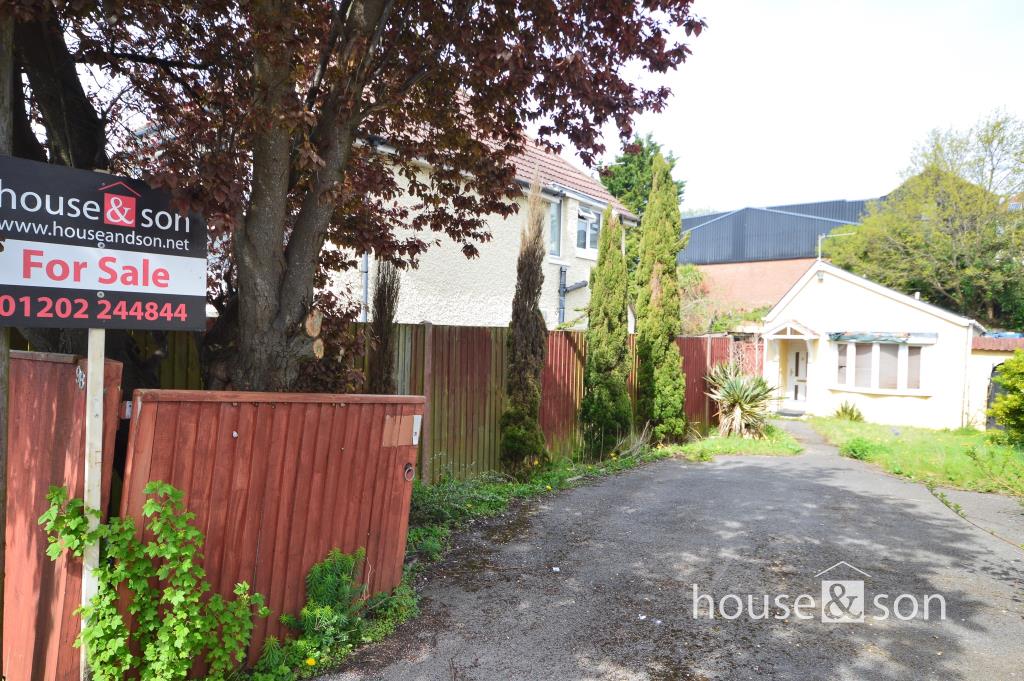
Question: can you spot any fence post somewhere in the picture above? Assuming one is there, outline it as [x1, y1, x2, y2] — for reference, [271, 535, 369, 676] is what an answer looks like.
[420, 322, 433, 485]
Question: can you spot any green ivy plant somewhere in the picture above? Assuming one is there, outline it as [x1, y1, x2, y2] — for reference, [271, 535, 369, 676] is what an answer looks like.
[39, 481, 269, 681]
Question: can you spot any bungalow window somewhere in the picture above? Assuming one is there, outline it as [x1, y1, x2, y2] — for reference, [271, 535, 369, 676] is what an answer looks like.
[854, 343, 873, 388]
[908, 346, 922, 389]
[576, 207, 600, 253]
[549, 201, 561, 257]
[835, 341, 925, 391]
[879, 345, 899, 389]
[836, 343, 849, 383]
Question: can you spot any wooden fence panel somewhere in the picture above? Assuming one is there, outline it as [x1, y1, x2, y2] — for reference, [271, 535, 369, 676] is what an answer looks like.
[539, 331, 586, 458]
[120, 390, 425, 662]
[420, 325, 506, 482]
[5, 352, 121, 681]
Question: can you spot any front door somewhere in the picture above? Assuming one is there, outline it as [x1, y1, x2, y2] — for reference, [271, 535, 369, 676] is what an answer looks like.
[787, 346, 808, 406]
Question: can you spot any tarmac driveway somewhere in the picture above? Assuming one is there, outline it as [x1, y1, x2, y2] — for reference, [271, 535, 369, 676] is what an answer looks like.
[330, 421, 1024, 680]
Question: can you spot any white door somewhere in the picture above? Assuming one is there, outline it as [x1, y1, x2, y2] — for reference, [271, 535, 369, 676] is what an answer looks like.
[787, 347, 808, 405]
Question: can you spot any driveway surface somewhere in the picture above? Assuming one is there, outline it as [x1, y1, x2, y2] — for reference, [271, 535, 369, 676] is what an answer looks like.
[330, 421, 1024, 680]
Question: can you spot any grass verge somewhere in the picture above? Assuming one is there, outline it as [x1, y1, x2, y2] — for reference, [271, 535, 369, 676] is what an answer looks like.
[809, 417, 1024, 498]
[665, 424, 803, 461]
[405, 446, 673, 566]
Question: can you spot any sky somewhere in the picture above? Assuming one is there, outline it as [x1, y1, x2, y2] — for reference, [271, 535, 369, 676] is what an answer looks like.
[572, 0, 1024, 214]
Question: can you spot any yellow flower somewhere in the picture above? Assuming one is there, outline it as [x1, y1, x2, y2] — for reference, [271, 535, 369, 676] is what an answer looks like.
[533, 459, 539, 466]
[545, 485, 552, 491]
[306, 658, 317, 666]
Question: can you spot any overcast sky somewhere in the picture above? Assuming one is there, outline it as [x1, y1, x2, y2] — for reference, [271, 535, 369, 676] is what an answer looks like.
[576, 0, 1024, 214]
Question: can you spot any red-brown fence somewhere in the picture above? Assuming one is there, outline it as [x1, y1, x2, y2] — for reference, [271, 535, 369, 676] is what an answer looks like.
[676, 336, 764, 428]
[539, 331, 587, 457]
[5, 351, 122, 681]
[119, 390, 424, 662]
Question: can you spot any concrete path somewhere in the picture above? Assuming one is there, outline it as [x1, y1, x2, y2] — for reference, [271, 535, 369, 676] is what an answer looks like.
[329, 421, 1024, 680]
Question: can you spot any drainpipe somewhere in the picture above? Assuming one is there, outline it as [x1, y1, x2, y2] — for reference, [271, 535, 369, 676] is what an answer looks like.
[557, 266, 588, 325]
[360, 253, 369, 322]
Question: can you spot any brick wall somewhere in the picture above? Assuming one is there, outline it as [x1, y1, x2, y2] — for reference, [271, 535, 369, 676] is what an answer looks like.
[697, 258, 816, 309]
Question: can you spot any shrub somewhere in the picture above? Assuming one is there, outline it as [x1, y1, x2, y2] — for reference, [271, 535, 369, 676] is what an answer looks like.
[991, 350, 1024, 445]
[251, 549, 418, 680]
[367, 260, 402, 395]
[580, 207, 633, 456]
[840, 437, 891, 461]
[39, 482, 269, 681]
[634, 153, 687, 442]
[705, 361, 775, 438]
[834, 401, 864, 422]
[500, 182, 549, 471]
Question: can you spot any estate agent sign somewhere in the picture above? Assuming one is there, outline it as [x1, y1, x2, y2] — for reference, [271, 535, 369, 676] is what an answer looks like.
[0, 156, 207, 330]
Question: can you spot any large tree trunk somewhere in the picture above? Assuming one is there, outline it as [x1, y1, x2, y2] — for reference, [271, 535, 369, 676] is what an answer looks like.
[14, 13, 107, 168]
[225, 0, 392, 391]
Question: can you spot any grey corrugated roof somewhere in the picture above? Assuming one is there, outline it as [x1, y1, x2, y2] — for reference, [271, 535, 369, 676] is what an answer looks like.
[678, 198, 876, 265]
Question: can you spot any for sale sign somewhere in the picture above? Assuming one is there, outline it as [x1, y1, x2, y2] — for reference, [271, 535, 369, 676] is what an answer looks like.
[0, 156, 207, 330]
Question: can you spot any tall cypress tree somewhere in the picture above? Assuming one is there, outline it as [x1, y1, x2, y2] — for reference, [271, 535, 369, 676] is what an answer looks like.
[580, 208, 632, 456]
[500, 183, 549, 472]
[635, 153, 687, 442]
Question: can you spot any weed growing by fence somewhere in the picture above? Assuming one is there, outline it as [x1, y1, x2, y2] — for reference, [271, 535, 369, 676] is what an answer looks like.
[250, 549, 418, 680]
[39, 482, 269, 681]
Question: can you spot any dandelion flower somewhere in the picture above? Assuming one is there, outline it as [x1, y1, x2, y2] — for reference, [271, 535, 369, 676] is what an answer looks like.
[545, 485, 552, 491]
[306, 658, 317, 666]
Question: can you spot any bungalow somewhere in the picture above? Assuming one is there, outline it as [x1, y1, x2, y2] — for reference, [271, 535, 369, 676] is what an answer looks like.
[336, 141, 635, 330]
[763, 260, 1010, 430]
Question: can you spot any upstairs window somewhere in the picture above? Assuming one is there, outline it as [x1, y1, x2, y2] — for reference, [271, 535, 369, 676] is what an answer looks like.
[576, 207, 600, 254]
[549, 201, 561, 257]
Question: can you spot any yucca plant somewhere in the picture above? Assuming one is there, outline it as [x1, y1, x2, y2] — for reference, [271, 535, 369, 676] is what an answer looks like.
[834, 400, 864, 422]
[705, 361, 775, 438]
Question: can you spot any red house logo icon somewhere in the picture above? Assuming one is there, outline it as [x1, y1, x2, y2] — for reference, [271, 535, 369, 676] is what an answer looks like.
[98, 181, 142, 228]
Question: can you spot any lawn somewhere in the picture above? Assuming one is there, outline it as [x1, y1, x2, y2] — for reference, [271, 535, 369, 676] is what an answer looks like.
[809, 417, 1024, 498]
[668, 424, 803, 460]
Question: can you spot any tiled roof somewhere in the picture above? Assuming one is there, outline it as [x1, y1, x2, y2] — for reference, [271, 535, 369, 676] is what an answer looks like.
[973, 336, 1024, 352]
[515, 142, 634, 218]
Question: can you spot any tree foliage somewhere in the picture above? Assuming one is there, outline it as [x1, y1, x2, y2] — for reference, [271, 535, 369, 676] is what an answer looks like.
[500, 184, 548, 471]
[635, 153, 686, 441]
[1, 0, 705, 391]
[580, 207, 632, 456]
[827, 140, 1024, 328]
[599, 134, 685, 293]
[991, 350, 1024, 446]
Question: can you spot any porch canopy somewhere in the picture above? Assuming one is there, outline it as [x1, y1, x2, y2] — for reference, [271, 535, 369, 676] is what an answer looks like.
[764, 319, 819, 340]
[827, 331, 938, 345]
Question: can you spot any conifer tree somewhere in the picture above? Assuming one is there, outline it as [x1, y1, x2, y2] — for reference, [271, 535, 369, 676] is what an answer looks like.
[580, 208, 632, 456]
[635, 154, 687, 441]
[500, 184, 549, 471]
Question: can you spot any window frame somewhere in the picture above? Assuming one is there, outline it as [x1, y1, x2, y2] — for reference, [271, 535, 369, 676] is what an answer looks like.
[548, 200, 562, 257]
[834, 341, 925, 393]
[575, 205, 601, 258]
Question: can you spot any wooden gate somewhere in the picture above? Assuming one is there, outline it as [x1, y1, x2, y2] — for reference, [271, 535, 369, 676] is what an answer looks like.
[4, 351, 122, 681]
[119, 389, 425, 660]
